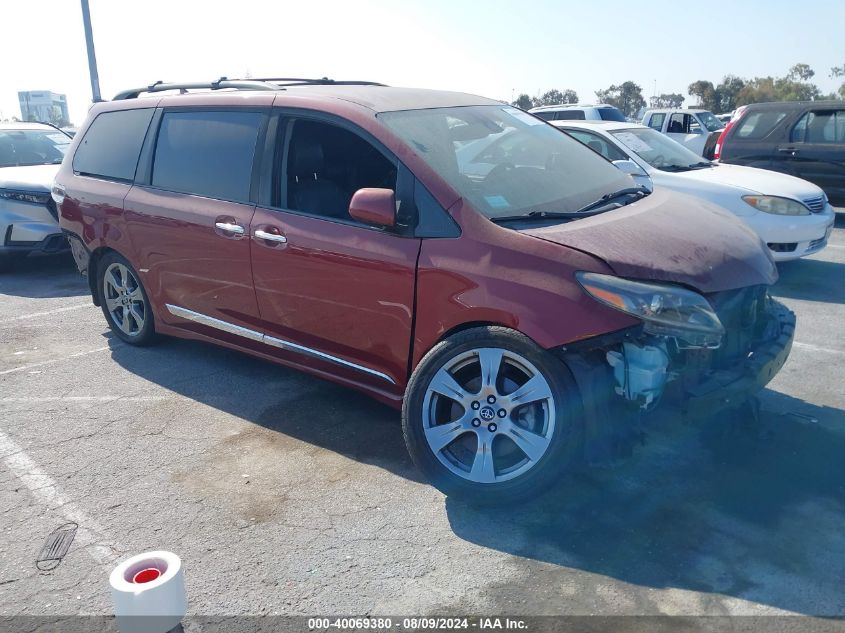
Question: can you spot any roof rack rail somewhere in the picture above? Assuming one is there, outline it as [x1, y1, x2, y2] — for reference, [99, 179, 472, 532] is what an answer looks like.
[113, 76, 386, 100]
[238, 77, 386, 87]
[112, 77, 286, 100]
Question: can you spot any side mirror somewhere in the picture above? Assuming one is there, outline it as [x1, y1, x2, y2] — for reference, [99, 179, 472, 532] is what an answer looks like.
[612, 159, 648, 178]
[349, 188, 397, 228]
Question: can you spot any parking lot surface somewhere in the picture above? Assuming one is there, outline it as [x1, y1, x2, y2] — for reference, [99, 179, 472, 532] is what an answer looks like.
[1, 214, 844, 619]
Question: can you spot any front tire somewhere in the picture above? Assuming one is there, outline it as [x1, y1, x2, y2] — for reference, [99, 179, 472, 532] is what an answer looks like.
[97, 252, 156, 345]
[402, 326, 582, 504]
[0, 252, 24, 273]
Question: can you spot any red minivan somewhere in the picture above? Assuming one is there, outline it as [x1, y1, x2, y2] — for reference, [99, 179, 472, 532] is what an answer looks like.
[56, 79, 794, 503]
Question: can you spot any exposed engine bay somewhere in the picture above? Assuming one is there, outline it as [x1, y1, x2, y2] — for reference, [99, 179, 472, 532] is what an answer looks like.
[561, 284, 795, 463]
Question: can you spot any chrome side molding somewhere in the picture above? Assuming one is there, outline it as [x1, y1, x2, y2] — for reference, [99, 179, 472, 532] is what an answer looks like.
[166, 304, 263, 342]
[165, 304, 395, 385]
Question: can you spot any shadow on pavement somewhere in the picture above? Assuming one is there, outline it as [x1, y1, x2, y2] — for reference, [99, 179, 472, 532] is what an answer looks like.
[772, 258, 845, 304]
[106, 335, 423, 483]
[0, 252, 88, 299]
[445, 395, 845, 615]
[108, 331, 845, 615]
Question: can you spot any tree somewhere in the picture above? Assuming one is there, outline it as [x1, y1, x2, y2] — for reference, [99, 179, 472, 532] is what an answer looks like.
[715, 75, 746, 112]
[788, 63, 815, 82]
[688, 80, 718, 111]
[512, 93, 533, 110]
[531, 88, 579, 108]
[831, 65, 845, 99]
[649, 93, 685, 108]
[594, 81, 645, 117]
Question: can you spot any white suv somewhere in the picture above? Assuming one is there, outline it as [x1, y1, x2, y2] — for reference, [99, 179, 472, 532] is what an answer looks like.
[529, 103, 626, 122]
[0, 122, 71, 270]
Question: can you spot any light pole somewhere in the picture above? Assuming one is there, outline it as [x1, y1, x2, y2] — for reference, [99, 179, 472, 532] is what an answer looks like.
[80, 0, 102, 102]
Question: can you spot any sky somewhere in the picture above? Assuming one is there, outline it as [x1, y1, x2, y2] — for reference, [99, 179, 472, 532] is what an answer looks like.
[1, 0, 844, 125]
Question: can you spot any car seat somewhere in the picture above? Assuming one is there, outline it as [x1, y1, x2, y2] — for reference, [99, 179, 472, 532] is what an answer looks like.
[288, 137, 350, 218]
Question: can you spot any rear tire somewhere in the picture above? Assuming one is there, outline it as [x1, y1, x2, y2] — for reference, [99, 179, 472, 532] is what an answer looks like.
[402, 326, 583, 505]
[97, 252, 157, 346]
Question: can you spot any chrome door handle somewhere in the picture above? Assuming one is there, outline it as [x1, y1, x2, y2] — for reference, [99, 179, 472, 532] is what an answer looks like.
[215, 222, 245, 235]
[254, 229, 287, 243]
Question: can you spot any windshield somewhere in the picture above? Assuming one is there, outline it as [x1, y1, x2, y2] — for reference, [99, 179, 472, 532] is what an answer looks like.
[611, 127, 709, 171]
[0, 128, 70, 168]
[598, 107, 627, 122]
[697, 111, 725, 132]
[379, 105, 631, 219]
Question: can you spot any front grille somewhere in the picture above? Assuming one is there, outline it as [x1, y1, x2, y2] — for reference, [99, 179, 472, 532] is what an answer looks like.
[46, 198, 58, 221]
[803, 195, 825, 213]
[767, 242, 797, 252]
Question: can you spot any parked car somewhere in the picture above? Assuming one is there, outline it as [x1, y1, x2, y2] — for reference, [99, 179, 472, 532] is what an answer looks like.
[641, 108, 724, 156]
[717, 112, 734, 124]
[529, 103, 626, 122]
[553, 121, 835, 261]
[0, 122, 72, 270]
[57, 79, 794, 503]
[715, 101, 845, 206]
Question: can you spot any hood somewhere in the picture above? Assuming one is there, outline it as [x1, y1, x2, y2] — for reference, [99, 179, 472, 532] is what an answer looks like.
[673, 163, 825, 201]
[0, 164, 59, 192]
[521, 188, 777, 293]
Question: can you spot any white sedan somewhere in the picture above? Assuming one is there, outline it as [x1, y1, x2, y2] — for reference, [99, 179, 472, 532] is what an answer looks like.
[551, 120, 835, 262]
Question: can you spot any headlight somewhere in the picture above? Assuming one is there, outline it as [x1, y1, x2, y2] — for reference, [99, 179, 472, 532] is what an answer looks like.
[0, 189, 51, 205]
[576, 272, 724, 347]
[742, 195, 809, 216]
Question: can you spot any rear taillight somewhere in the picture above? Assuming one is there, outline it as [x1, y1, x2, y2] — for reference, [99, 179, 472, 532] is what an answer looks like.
[715, 106, 747, 161]
[713, 120, 734, 160]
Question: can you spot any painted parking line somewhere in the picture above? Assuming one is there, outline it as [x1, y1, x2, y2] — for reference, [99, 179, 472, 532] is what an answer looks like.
[0, 429, 120, 567]
[0, 345, 117, 376]
[793, 341, 845, 355]
[0, 303, 92, 326]
[0, 396, 167, 403]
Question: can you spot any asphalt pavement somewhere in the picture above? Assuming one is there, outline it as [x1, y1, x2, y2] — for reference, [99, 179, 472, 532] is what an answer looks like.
[1, 213, 844, 621]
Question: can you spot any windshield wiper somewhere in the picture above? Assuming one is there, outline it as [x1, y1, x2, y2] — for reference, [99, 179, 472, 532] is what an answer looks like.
[686, 161, 712, 169]
[491, 211, 585, 224]
[571, 187, 649, 214]
[490, 187, 649, 224]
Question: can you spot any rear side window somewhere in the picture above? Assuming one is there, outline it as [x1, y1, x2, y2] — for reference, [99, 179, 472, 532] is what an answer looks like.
[152, 110, 262, 201]
[72, 109, 154, 181]
[597, 107, 626, 122]
[555, 110, 586, 120]
[668, 113, 687, 133]
[735, 109, 788, 140]
[647, 113, 665, 131]
[532, 111, 556, 121]
[791, 110, 845, 144]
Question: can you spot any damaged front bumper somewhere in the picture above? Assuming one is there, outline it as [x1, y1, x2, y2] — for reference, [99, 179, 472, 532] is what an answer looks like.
[681, 300, 794, 417]
[560, 290, 795, 462]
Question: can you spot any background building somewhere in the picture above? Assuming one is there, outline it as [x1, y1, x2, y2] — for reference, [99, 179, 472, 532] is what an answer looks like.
[18, 91, 70, 125]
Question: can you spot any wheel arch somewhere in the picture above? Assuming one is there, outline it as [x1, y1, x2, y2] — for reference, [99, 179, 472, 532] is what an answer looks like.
[410, 319, 548, 382]
[87, 246, 124, 306]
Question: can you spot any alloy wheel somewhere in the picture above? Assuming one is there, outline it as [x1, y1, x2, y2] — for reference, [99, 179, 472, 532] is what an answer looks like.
[421, 347, 556, 484]
[103, 262, 146, 337]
